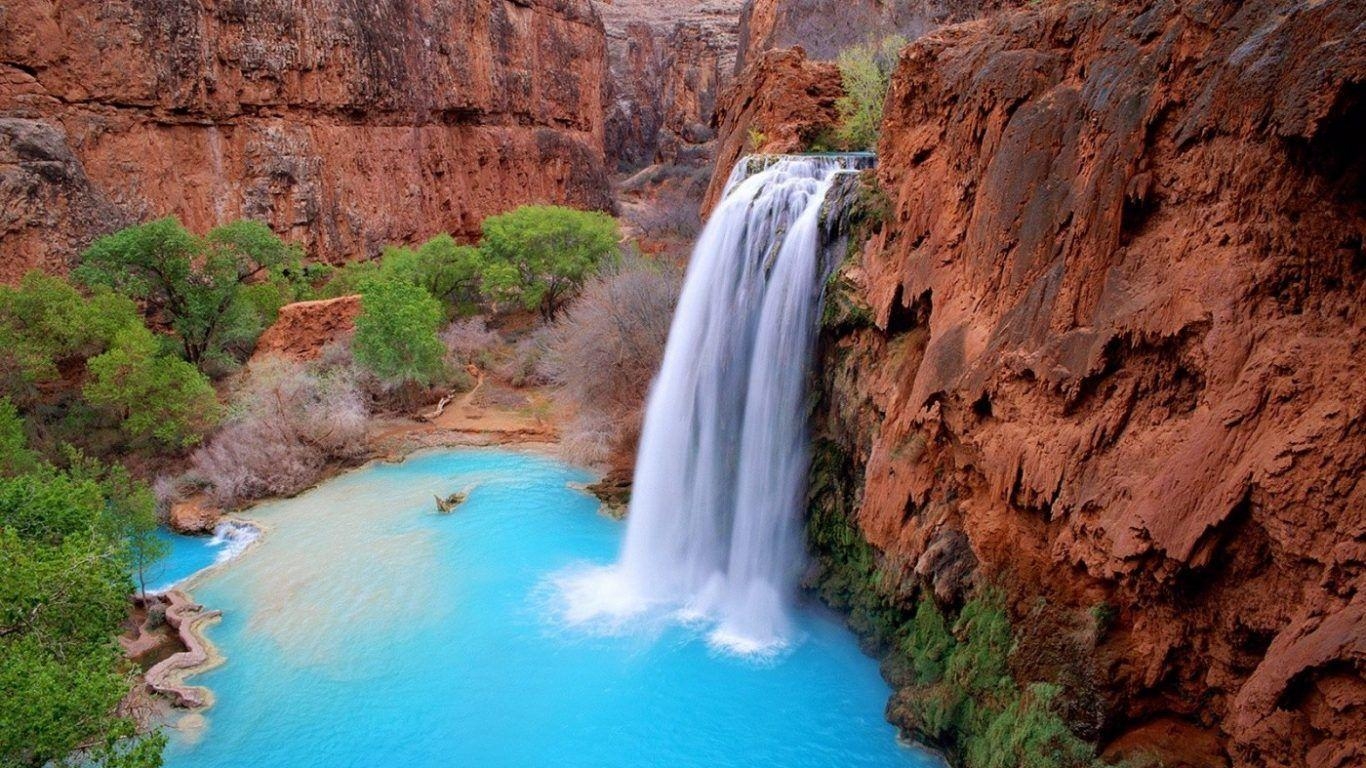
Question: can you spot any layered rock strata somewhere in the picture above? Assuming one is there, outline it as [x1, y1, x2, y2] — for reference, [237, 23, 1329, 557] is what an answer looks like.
[0, 0, 614, 280]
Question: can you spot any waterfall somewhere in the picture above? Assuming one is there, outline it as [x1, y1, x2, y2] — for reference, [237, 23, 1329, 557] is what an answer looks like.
[561, 154, 872, 654]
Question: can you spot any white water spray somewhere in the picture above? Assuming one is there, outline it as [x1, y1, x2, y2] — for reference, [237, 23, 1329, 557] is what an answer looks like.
[562, 154, 871, 654]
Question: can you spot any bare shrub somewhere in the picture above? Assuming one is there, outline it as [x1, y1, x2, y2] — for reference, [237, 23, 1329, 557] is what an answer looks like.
[559, 411, 617, 466]
[441, 316, 500, 369]
[151, 474, 184, 522]
[496, 327, 552, 388]
[188, 356, 369, 508]
[542, 256, 681, 459]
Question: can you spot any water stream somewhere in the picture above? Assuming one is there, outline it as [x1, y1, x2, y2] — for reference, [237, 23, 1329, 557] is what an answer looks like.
[563, 155, 873, 654]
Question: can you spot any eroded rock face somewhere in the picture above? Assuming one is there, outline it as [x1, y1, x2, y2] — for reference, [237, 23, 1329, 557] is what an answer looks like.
[0, 0, 614, 280]
[594, 0, 745, 171]
[700, 47, 842, 214]
[806, 0, 1363, 765]
[251, 295, 361, 363]
[735, 0, 1013, 73]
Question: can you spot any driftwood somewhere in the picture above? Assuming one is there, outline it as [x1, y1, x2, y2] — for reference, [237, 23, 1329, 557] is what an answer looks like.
[415, 394, 455, 423]
[434, 491, 467, 513]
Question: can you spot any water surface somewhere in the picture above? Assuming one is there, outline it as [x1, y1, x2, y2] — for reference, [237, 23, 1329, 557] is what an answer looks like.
[166, 449, 934, 768]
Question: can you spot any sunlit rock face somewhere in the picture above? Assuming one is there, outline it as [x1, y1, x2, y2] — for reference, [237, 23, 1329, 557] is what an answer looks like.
[0, 0, 615, 280]
[799, 0, 1364, 765]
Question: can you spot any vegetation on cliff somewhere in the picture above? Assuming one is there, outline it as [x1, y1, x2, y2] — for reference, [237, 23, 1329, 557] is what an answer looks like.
[806, 441, 1098, 768]
[829, 36, 904, 151]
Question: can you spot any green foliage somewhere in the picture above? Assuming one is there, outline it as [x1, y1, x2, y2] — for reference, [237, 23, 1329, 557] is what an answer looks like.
[0, 398, 38, 477]
[0, 425, 165, 767]
[319, 259, 381, 299]
[747, 127, 767, 151]
[965, 684, 1097, 768]
[805, 442, 1097, 766]
[83, 327, 220, 449]
[1089, 601, 1117, 637]
[77, 217, 304, 371]
[833, 36, 905, 150]
[352, 278, 446, 386]
[381, 234, 487, 313]
[805, 439, 909, 646]
[0, 272, 141, 401]
[480, 206, 619, 320]
[902, 598, 955, 684]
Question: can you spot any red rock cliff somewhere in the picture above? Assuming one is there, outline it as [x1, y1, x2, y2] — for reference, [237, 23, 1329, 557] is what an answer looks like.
[802, 0, 1363, 765]
[0, 0, 614, 281]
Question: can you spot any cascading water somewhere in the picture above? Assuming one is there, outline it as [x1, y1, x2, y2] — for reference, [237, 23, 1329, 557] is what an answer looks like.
[563, 154, 873, 654]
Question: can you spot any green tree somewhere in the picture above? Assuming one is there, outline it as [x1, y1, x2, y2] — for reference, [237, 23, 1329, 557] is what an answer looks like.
[83, 327, 219, 450]
[0, 398, 38, 477]
[380, 233, 487, 313]
[479, 206, 619, 320]
[352, 278, 445, 386]
[833, 36, 905, 150]
[0, 272, 141, 401]
[0, 440, 166, 767]
[77, 218, 303, 371]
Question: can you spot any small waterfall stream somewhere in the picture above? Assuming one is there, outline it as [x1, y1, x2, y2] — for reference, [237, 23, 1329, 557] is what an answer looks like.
[566, 154, 872, 653]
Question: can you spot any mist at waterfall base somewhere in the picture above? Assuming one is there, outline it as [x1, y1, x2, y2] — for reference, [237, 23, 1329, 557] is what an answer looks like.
[164, 450, 933, 767]
[559, 155, 870, 656]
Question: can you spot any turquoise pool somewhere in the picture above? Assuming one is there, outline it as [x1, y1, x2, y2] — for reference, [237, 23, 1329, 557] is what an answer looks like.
[163, 449, 936, 768]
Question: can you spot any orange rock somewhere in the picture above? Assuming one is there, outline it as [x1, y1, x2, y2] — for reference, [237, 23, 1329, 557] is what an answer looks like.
[251, 295, 362, 363]
[0, 0, 614, 281]
[802, 0, 1366, 764]
[168, 496, 221, 535]
[702, 47, 843, 215]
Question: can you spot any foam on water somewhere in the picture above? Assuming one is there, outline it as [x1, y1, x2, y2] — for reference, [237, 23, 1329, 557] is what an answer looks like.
[164, 449, 936, 768]
[147, 520, 260, 593]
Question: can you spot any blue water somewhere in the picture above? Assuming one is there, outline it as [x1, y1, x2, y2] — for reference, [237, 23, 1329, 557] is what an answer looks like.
[145, 525, 257, 593]
[164, 449, 935, 768]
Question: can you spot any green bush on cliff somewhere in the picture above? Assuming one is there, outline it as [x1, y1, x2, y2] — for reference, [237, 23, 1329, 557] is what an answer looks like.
[77, 217, 305, 373]
[833, 36, 906, 150]
[805, 449, 1097, 768]
[0, 272, 142, 403]
[479, 205, 619, 320]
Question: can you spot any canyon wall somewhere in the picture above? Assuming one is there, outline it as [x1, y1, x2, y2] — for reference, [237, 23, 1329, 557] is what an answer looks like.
[0, 0, 614, 281]
[594, 0, 744, 171]
[734, 0, 1017, 73]
[773, 0, 1364, 765]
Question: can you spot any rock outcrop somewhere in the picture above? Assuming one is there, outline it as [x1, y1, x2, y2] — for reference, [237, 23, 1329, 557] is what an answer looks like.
[799, 0, 1363, 765]
[251, 295, 361, 363]
[700, 46, 842, 214]
[0, 0, 614, 281]
[594, 0, 744, 171]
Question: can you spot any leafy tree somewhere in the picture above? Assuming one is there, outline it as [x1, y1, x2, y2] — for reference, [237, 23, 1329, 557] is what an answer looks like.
[352, 278, 445, 386]
[833, 36, 905, 150]
[0, 398, 38, 477]
[380, 233, 486, 312]
[83, 327, 219, 450]
[77, 218, 304, 371]
[479, 206, 619, 320]
[0, 272, 141, 402]
[0, 431, 166, 767]
[318, 258, 381, 299]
